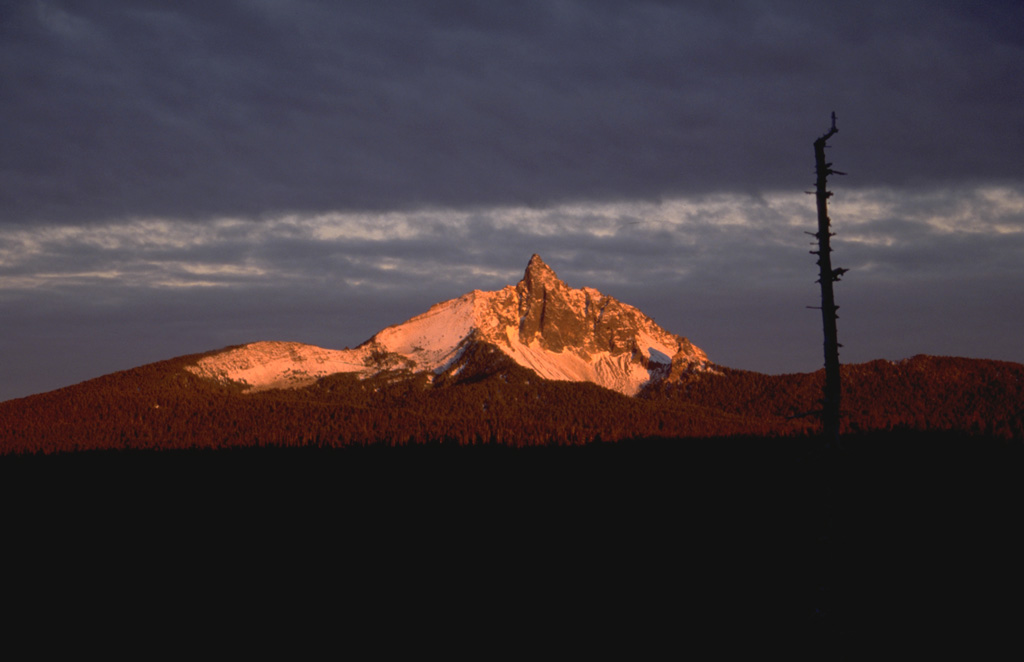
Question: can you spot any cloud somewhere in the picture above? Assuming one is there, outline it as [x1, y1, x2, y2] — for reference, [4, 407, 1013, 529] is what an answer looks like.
[3, 1, 1023, 226]
[4, 186, 1020, 292]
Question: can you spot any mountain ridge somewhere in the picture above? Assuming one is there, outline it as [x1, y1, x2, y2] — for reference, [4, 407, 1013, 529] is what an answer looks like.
[185, 254, 712, 396]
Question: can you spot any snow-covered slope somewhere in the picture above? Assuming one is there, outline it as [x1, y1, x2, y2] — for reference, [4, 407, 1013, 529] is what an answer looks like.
[187, 255, 713, 395]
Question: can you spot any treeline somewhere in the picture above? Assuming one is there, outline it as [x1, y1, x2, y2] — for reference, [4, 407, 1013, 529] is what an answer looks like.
[1, 352, 1021, 455]
[0, 356, 772, 454]
[649, 355, 1024, 439]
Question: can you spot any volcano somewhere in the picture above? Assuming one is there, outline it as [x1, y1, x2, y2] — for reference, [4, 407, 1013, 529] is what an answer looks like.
[186, 254, 712, 396]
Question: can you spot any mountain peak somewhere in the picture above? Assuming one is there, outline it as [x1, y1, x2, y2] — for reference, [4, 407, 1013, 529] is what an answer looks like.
[189, 255, 712, 396]
[520, 254, 563, 294]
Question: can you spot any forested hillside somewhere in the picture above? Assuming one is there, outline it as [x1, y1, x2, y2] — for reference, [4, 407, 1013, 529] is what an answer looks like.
[650, 355, 1024, 439]
[2, 353, 1021, 455]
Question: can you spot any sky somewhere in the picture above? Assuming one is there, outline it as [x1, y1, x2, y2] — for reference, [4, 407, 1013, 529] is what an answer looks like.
[2, 0, 1023, 401]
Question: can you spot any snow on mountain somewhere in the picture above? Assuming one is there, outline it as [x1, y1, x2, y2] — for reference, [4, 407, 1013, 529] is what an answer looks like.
[187, 255, 712, 395]
[185, 341, 370, 391]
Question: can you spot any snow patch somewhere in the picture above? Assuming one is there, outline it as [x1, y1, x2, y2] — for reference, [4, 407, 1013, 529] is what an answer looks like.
[495, 337, 653, 396]
[187, 341, 369, 391]
[372, 293, 477, 372]
[647, 347, 672, 364]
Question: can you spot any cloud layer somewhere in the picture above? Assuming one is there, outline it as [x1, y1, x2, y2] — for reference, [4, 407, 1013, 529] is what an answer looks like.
[4, 1, 1023, 224]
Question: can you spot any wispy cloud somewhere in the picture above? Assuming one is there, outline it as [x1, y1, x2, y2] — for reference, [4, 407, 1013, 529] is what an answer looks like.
[3, 187, 1020, 293]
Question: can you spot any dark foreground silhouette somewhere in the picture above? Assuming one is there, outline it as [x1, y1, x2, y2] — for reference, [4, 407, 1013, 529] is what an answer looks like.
[4, 431, 1020, 623]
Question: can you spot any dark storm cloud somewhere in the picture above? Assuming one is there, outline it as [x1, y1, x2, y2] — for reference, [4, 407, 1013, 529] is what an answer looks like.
[3, 0, 1023, 225]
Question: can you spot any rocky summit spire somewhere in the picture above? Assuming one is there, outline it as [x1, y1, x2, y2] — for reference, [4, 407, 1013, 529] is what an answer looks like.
[516, 254, 567, 346]
[520, 254, 562, 295]
[507, 253, 707, 369]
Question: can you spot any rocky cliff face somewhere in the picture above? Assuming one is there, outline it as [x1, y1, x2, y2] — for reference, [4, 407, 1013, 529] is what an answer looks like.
[513, 254, 704, 363]
[188, 255, 712, 395]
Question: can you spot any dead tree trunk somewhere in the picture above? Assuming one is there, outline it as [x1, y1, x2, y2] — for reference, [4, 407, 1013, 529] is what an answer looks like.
[810, 113, 845, 445]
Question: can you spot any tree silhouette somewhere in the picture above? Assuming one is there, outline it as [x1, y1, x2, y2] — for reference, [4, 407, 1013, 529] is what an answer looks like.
[808, 112, 846, 445]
